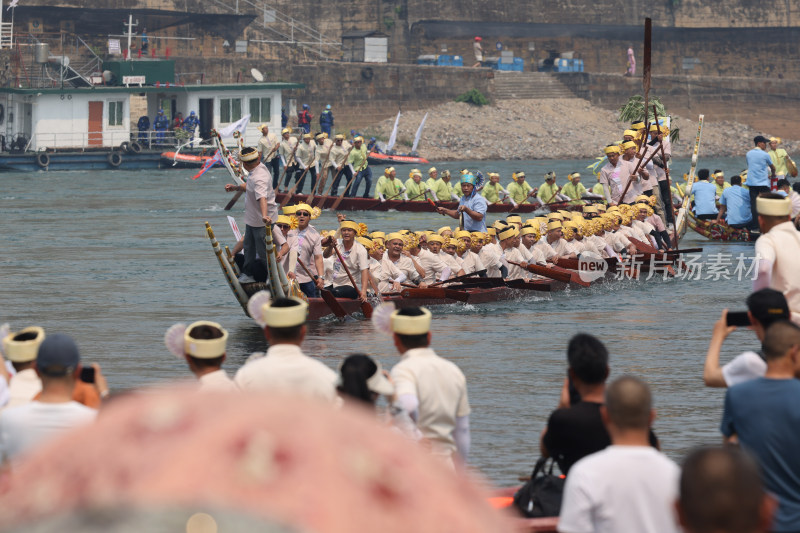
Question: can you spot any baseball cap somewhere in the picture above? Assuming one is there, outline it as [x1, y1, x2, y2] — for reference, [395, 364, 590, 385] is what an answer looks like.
[36, 333, 81, 376]
[747, 288, 789, 328]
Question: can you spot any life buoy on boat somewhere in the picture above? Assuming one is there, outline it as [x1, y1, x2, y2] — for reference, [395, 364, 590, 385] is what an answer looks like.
[108, 152, 123, 167]
[129, 141, 142, 154]
[36, 152, 50, 168]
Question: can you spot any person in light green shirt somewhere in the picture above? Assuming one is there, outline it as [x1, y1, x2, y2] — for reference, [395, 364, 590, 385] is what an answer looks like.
[591, 181, 606, 202]
[561, 172, 588, 205]
[537, 172, 561, 204]
[481, 172, 506, 204]
[405, 168, 425, 199]
[768, 137, 789, 184]
[507, 171, 536, 204]
[713, 170, 730, 205]
[425, 167, 438, 193]
[432, 170, 458, 201]
[346, 136, 371, 197]
[373, 167, 404, 199]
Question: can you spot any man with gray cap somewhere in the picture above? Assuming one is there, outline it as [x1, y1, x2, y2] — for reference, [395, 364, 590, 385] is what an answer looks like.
[0, 334, 97, 464]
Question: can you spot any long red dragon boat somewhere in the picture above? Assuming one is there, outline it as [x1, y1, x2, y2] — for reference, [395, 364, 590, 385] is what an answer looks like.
[275, 192, 584, 214]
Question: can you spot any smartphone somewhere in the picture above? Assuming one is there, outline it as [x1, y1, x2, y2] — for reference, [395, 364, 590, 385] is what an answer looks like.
[726, 311, 751, 327]
[80, 366, 96, 383]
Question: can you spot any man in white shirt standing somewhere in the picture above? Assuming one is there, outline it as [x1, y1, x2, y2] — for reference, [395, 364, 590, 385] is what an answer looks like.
[753, 194, 800, 325]
[224, 146, 277, 284]
[390, 307, 471, 468]
[0, 334, 97, 464]
[558, 375, 680, 533]
[1, 326, 45, 409]
[235, 297, 337, 402]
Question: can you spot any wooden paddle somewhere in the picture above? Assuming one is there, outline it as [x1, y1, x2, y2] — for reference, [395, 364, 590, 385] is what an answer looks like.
[329, 147, 359, 210]
[280, 146, 317, 209]
[297, 257, 346, 318]
[429, 269, 486, 287]
[277, 140, 300, 192]
[306, 144, 332, 206]
[628, 236, 659, 254]
[508, 260, 589, 286]
[330, 240, 373, 318]
[364, 186, 407, 210]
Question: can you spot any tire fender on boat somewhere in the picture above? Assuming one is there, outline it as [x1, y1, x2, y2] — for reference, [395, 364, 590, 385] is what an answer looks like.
[361, 67, 374, 80]
[108, 152, 123, 167]
[36, 152, 50, 168]
[119, 141, 130, 153]
[129, 141, 142, 154]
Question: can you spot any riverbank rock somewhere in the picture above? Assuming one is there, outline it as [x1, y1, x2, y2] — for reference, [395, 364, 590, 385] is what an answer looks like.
[363, 99, 800, 162]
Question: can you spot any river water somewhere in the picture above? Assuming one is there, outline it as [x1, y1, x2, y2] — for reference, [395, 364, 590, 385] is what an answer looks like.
[0, 157, 757, 486]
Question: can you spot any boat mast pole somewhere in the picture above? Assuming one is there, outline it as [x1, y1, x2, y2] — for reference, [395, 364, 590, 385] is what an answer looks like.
[124, 14, 137, 60]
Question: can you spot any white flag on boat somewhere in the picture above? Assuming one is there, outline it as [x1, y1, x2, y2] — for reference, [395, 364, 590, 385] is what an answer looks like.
[411, 112, 428, 154]
[227, 216, 243, 242]
[387, 111, 401, 151]
[7, 0, 19, 10]
[219, 114, 251, 138]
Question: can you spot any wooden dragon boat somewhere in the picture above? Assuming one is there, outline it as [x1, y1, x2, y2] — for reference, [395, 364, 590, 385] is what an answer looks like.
[275, 192, 586, 214]
[687, 211, 757, 242]
[206, 221, 692, 320]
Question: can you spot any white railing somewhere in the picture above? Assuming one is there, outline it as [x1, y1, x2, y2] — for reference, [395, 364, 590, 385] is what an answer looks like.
[210, 0, 340, 59]
[0, 22, 13, 49]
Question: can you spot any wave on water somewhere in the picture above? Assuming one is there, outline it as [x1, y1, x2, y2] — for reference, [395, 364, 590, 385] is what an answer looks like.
[203, 205, 224, 212]
[2, 196, 16, 200]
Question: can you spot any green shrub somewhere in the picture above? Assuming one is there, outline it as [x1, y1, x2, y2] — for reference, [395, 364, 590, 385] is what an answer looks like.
[455, 89, 489, 106]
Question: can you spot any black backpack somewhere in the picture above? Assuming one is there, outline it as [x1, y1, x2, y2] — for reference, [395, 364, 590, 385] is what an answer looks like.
[512, 456, 565, 518]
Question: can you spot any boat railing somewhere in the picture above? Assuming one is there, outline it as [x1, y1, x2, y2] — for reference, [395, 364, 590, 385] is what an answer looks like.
[23, 130, 214, 153]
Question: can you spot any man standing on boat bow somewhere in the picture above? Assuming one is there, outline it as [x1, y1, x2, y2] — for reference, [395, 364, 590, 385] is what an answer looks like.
[436, 173, 488, 232]
[224, 147, 277, 284]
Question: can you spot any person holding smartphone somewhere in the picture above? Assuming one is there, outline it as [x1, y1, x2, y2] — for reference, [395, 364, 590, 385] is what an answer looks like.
[703, 289, 790, 388]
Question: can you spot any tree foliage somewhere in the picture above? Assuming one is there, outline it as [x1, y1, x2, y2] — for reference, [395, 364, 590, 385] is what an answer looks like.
[618, 95, 679, 142]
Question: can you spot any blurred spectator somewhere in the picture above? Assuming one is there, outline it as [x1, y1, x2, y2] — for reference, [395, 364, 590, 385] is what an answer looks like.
[0, 334, 97, 464]
[234, 297, 337, 402]
[703, 289, 790, 388]
[721, 320, 800, 533]
[677, 446, 776, 533]
[558, 376, 680, 533]
[541, 334, 658, 475]
[1, 326, 45, 409]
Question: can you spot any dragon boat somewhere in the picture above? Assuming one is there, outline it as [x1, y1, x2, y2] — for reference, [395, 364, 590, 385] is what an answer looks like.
[686, 211, 757, 242]
[275, 192, 587, 214]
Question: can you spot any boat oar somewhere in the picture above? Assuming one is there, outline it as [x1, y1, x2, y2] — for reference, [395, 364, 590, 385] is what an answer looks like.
[628, 236, 659, 254]
[296, 257, 346, 318]
[280, 159, 314, 209]
[508, 260, 590, 287]
[306, 147, 332, 206]
[429, 269, 486, 287]
[277, 140, 300, 192]
[363, 187, 407, 210]
[330, 240, 373, 318]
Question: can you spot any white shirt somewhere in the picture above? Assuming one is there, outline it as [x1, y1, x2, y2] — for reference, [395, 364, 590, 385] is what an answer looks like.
[479, 245, 502, 278]
[559, 445, 680, 533]
[415, 248, 447, 284]
[722, 351, 767, 387]
[258, 132, 280, 162]
[331, 240, 369, 289]
[0, 401, 97, 463]
[198, 369, 238, 392]
[460, 249, 485, 275]
[234, 344, 337, 402]
[755, 221, 800, 324]
[243, 163, 277, 228]
[5, 368, 41, 410]
[391, 348, 470, 457]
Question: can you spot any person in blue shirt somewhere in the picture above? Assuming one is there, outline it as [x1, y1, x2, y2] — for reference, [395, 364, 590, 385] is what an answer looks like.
[153, 109, 169, 146]
[721, 320, 800, 533]
[319, 105, 334, 135]
[746, 136, 777, 231]
[436, 173, 488, 232]
[717, 175, 752, 228]
[691, 169, 718, 220]
[136, 115, 150, 146]
[281, 108, 288, 128]
[183, 111, 199, 146]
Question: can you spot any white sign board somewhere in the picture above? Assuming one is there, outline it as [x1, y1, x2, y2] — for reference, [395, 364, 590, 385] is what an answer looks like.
[123, 75, 146, 85]
[108, 39, 121, 55]
[364, 37, 388, 63]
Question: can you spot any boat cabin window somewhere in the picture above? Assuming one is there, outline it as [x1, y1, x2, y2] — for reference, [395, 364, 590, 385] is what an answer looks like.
[249, 97, 271, 123]
[220, 98, 242, 124]
[108, 101, 124, 127]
